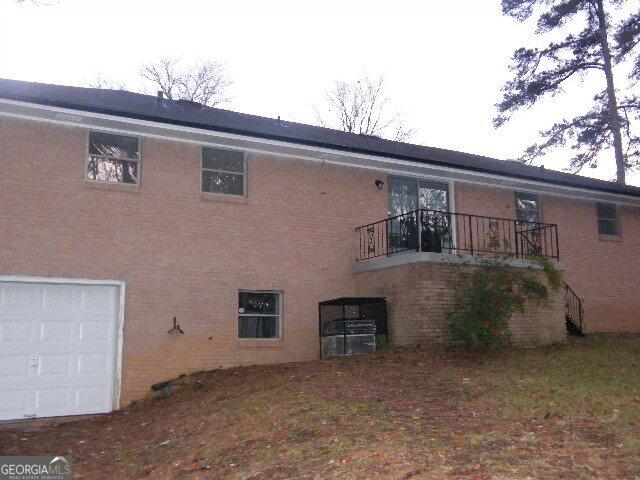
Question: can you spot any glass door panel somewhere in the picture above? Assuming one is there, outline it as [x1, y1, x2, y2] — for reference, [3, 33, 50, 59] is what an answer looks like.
[418, 180, 449, 212]
[387, 177, 452, 254]
[388, 177, 418, 217]
[418, 181, 451, 253]
[387, 177, 419, 252]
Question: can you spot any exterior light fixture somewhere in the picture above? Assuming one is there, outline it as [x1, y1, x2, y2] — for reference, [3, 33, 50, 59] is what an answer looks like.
[375, 179, 385, 189]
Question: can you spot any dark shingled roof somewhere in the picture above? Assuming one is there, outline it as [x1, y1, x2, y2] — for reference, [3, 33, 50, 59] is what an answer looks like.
[1, 77, 639, 198]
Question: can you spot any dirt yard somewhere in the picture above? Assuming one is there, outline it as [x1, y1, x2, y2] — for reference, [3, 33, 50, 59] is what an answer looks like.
[1, 335, 639, 479]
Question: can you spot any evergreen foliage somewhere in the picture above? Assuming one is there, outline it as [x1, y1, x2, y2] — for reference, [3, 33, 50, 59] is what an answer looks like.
[496, 0, 640, 184]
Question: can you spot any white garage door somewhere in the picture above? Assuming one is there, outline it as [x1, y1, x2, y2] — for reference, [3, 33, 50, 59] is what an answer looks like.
[0, 280, 121, 421]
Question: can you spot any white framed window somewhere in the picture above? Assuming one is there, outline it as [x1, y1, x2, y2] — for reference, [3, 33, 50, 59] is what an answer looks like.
[597, 203, 619, 236]
[87, 131, 140, 185]
[202, 147, 245, 196]
[238, 291, 281, 339]
[515, 192, 541, 224]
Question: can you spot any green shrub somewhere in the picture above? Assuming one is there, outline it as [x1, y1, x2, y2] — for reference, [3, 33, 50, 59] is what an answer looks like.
[447, 257, 562, 351]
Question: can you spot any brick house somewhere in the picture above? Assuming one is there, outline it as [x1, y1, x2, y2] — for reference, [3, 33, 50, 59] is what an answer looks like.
[1, 78, 639, 421]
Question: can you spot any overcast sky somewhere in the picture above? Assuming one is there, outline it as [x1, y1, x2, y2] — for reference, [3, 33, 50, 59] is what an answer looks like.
[1, 0, 639, 185]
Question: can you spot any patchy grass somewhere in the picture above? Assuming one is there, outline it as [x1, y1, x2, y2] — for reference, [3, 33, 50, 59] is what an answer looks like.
[1, 335, 639, 479]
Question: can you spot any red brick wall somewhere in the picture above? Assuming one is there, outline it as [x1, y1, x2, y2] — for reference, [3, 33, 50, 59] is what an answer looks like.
[455, 183, 640, 333]
[543, 196, 640, 332]
[0, 117, 388, 403]
[2, 116, 639, 404]
[354, 261, 566, 346]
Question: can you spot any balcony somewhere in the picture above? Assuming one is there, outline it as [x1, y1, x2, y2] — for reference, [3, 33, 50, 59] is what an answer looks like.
[356, 209, 559, 262]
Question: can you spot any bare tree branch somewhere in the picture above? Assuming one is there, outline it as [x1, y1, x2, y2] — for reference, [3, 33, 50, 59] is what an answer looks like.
[314, 74, 414, 142]
[88, 57, 232, 108]
[140, 57, 232, 106]
[14, 0, 59, 5]
[86, 73, 128, 91]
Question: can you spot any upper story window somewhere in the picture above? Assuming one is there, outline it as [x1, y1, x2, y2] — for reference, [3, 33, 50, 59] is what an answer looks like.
[238, 291, 281, 339]
[202, 147, 245, 196]
[87, 131, 140, 185]
[515, 192, 541, 224]
[597, 203, 619, 236]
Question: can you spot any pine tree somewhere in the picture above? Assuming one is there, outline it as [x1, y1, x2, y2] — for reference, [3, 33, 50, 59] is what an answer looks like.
[496, 0, 640, 184]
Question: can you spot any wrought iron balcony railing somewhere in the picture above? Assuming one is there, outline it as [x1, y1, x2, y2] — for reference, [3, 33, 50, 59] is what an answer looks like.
[356, 209, 559, 261]
[564, 282, 585, 336]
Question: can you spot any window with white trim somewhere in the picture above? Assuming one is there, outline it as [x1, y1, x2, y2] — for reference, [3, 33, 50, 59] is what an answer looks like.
[202, 147, 245, 195]
[597, 203, 619, 235]
[87, 131, 140, 184]
[515, 192, 541, 224]
[238, 291, 281, 339]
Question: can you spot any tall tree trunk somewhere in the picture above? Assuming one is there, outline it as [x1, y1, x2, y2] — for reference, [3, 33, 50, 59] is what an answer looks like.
[595, 0, 626, 184]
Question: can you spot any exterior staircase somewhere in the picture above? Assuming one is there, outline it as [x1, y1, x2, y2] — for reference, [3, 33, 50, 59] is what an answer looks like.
[564, 282, 585, 336]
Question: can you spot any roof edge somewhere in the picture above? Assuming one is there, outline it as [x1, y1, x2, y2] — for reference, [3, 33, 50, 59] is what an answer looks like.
[1, 89, 639, 201]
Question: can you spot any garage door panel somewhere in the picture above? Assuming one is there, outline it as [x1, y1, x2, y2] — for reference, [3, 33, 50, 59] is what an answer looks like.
[40, 321, 75, 342]
[43, 285, 82, 312]
[35, 387, 70, 410]
[75, 384, 111, 410]
[0, 389, 33, 421]
[0, 280, 120, 421]
[81, 286, 117, 315]
[78, 353, 112, 376]
[79, 319, 113, 344]
[0, 319, 34, 343]
[1, 284, 41, 309]
[38, 354, 72, 376]
[0, 354, 30, 378]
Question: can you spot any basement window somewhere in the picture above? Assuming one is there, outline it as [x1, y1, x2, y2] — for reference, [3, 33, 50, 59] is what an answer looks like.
[87, 131, 140, 184]
[202, 147, 245, 196]
[597, 203, 619, 236]
[515, 192, 541, 224]
[238, 291, 281, 339]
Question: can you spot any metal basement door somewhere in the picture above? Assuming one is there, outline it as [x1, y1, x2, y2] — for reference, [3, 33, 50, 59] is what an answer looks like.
[0, 280, 120, 421]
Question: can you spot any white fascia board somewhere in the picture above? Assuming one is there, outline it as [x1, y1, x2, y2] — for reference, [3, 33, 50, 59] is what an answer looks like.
[2, 98, 640, 207]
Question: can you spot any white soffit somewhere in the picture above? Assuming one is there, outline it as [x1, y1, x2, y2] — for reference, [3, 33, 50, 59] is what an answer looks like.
[1, 98, 639, 207]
